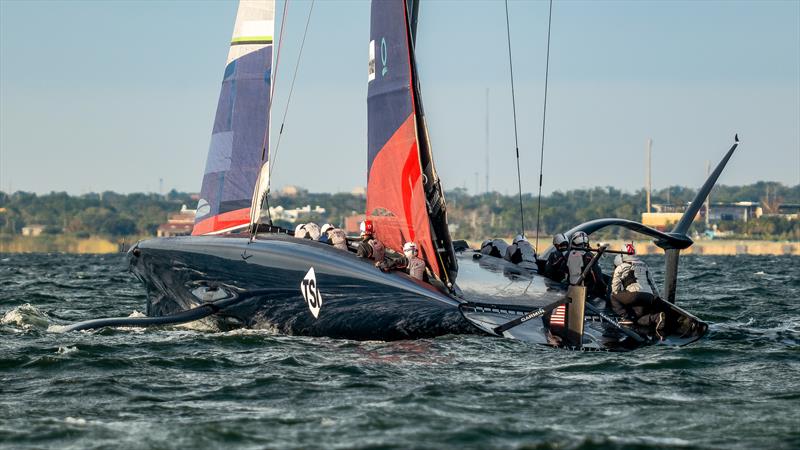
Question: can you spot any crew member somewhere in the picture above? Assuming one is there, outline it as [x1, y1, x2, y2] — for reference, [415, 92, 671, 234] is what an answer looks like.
[566, 231, 606, 298]
[356, 220, 385, 264]
[318, 224, 333, 244]
[543, 233, 569, 282]
[294, 222, 321, 240]
[401, 242, 426, 280]
[504, 234, 537, 271]
[480, 238, 509, 258]
[319, 223, 348, 251]
[610, 245, 666, 337]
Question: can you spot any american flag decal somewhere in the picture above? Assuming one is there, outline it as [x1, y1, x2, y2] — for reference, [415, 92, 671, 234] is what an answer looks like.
[550, 305, 566, 327]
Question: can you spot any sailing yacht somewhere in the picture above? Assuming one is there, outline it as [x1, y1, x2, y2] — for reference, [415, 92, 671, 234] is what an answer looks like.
[102, 0, 736, 350]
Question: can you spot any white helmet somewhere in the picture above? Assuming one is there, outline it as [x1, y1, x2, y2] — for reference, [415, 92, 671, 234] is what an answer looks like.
[294, 223, 307, 238]
[553, 233, 568, 248]
[571, 231, 588, 247]
[403, 242, 418, 255]
[614, 254, 623, 267]
[303, 222, 321, 240]
[513, 234, 525, 245]
[320, 223, 334, 235]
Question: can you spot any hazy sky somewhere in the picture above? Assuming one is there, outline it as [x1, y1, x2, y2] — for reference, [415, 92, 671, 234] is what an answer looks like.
[1, 0, 798, 196]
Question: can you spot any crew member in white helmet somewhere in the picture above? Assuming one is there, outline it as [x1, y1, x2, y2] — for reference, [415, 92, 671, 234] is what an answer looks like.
[319, 223, 348, 251]
[377, 240, 425, 281]
[544, 233, 569, 282]
[611, 244, 667, 336]
[294, 223, 321, 240]
[566, 231, 606, 298]
[401, 242, 425, 280]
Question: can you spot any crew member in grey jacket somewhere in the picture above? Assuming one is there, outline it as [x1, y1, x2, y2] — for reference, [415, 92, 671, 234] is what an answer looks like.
[610, 247, 667, 336]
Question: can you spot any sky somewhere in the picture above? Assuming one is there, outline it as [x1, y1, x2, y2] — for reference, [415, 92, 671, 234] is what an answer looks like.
[1, 0, 798, 196]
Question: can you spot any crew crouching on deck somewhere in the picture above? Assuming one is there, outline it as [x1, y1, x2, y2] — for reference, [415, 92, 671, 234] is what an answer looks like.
[377, 241, 425, 281]
[319, 223, 348, 251]
[544, 233, 569, 282]
[504, 234, 537, 271]
[566, 231, 607, 298]
[294, 222, 321, 240]
[610, 245, 667, 337]
[480, 238, 509, 258]
[356, 220, 385, 264]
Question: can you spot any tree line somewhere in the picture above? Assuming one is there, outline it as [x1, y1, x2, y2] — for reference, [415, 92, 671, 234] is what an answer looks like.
[0, 181, 797, 241]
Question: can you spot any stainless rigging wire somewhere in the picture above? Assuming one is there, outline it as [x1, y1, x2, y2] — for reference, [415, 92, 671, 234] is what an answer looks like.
[534, 0, 554, 251]
[504, 0, 525, 236]
[268, 0, 315, 180]
[260, 0, 290, 163]
[250, 0, 290, 239]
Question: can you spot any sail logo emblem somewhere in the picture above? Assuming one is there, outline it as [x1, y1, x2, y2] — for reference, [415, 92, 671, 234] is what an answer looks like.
[300, 267, 322, 319]
[380, 38, 388, 76]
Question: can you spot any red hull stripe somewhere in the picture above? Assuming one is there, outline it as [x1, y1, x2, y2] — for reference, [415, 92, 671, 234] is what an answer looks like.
[192, 207, 250, 236]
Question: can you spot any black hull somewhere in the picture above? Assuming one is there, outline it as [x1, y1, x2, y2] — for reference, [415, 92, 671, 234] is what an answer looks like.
[129, 234, 474, 340]
[129, 235, 708, 350]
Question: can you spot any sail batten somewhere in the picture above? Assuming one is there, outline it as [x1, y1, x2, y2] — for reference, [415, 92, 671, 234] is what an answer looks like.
[194, 0, 275, 236]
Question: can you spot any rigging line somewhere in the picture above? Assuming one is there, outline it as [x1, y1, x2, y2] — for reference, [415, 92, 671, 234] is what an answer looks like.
[534, 0, 553, 251]
[251, 0, 290, 241]
[504, 0, 525, 236]
[268, 0, 315, 180]
[260, 0, 290, 163]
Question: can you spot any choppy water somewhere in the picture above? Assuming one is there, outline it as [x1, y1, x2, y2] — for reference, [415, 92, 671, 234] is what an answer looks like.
[1, 253, 798, 449]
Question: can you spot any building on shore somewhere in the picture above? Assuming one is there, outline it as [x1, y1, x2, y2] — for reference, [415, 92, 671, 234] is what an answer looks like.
[21, 224, 46, 237]
[157, 205, 196, 237]
[268, 205, 326, 223]
[642, 201, 767, 230]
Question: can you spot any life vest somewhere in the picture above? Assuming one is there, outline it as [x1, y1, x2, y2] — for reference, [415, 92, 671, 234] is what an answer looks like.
[505, 240, 537, 269]
[328, 228, 348, 251]
[369, 238, 385, 262]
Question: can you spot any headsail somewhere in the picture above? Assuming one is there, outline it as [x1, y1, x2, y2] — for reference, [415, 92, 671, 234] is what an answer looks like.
[366, 0, 458, 284]
[193, 0, 275, 236]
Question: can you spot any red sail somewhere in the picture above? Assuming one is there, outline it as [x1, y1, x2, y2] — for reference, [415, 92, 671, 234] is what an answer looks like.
[367, 0, 445, 281]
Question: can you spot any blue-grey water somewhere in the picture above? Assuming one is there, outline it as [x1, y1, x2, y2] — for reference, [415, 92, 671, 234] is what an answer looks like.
[1, 253, 798, 449]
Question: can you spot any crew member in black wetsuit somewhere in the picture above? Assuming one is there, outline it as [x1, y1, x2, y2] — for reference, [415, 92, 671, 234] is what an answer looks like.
[544, 233, 569, 282]
[356, 220, 385, 264]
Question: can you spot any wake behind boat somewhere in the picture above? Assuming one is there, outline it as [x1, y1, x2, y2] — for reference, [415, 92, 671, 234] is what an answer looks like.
[67, 0, 738, 352]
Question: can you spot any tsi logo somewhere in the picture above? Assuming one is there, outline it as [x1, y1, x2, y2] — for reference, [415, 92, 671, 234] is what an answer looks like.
[300, 267, 322, 319]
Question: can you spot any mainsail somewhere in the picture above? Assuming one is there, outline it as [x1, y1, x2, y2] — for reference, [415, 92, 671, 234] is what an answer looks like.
[366, 0, 458, 284]
[193, 0, 275, 235]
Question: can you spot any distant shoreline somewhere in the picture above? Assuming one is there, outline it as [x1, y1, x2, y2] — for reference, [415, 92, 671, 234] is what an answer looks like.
[604, 239, 800, 256]
[1, 235, 798, 256]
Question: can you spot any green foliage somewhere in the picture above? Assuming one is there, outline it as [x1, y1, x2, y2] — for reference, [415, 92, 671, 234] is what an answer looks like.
[0, 191, 187, 239]
[0, 181, 797, 241]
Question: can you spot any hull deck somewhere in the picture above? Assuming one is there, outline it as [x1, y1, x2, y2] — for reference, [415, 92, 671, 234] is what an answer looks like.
[129, 234, 707, 350]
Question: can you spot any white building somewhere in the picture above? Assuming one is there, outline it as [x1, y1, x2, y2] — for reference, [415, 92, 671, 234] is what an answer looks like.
[268, 205, 326, 223]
